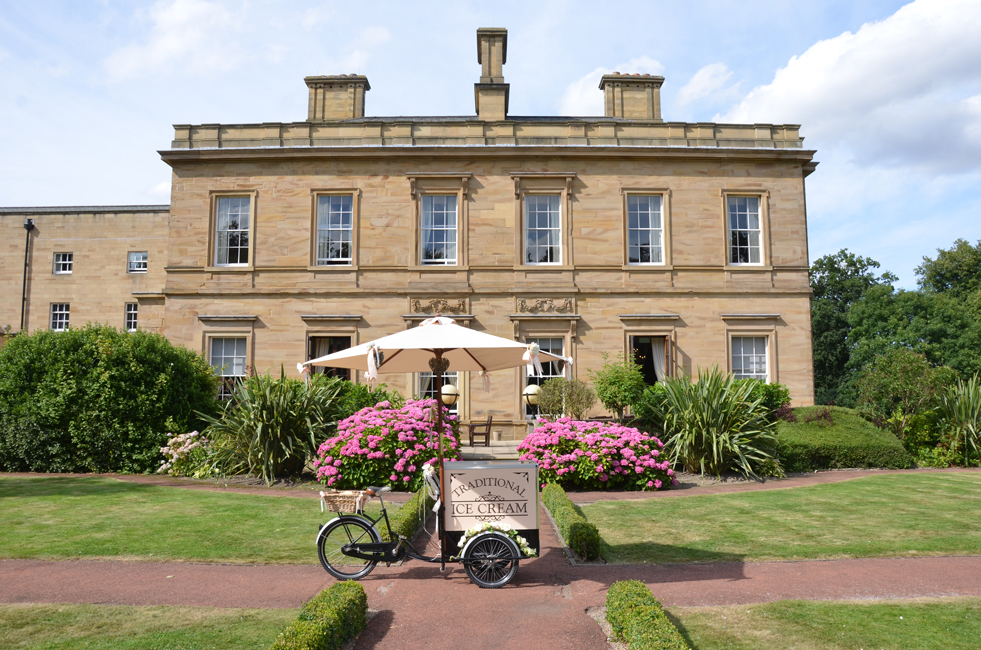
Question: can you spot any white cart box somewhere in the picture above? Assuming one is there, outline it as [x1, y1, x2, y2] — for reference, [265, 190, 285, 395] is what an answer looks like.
[445, 460, 539, 532]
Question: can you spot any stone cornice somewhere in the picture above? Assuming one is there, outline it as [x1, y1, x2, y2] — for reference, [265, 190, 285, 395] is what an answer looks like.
[166, 119, 806, 153]
[160, 144, 816, 167]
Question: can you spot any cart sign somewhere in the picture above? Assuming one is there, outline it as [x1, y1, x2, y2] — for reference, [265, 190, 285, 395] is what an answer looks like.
[445, 461, 539, 532]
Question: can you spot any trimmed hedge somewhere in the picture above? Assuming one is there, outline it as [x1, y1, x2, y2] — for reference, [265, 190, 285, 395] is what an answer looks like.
[0, 324, 218, 473]
[542, 483, 601, 560]
[382, 486, 436, 542]
[776, 406, 913, 472]
[269, 581, 367, 650]
[606, 580, 689, 650]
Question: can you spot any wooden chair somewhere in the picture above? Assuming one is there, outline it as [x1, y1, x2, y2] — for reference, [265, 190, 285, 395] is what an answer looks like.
[467, 415, 493, 447]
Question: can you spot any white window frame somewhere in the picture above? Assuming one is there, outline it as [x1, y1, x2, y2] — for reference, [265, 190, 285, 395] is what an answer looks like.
[50, 303, 70, 331]
[420, 194, 458, 266]
[212, 195, 253, 268]
[626, 194, 665, 265]
[315, 194, 354, 266]
[726, 195, 763, 266]
[53, 252, 73, 274]
[210, 336, 249, 399]
[524, 336, 566, 419]
[524, 194, 562, 266]
[417, 371, 459, 414]
[124, 303, 138, 332]
[128, 251, 148, 273]
[730, 335, 769, 381]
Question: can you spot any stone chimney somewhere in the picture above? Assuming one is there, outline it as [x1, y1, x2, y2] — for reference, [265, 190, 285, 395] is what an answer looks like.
[474, 28, 509, 121]
[304, 75, 370, 121]
[599, 73, 664, 120]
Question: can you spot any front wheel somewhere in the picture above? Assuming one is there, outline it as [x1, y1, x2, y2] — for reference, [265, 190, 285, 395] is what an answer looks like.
[317, 516, 380, 580]
[463, 532, 520, 588]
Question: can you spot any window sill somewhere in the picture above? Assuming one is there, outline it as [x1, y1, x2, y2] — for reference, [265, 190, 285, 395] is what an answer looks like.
[205, 266, 254, 273]
[725, 264, 772, 272]
[515, 264, 574, 271]
[307, 264, 359, 272]
[409, 264, 468, 272]
[127, 271, 148, 274]
[623, 264, 673, 271]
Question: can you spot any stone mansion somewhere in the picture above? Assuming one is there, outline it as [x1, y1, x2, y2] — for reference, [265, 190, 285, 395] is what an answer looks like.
[0, 28, 817, 438]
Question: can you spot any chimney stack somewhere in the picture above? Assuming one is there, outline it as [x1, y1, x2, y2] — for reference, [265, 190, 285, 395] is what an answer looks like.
[305, 75, 371, 121]
[474, 28, 509, 121]
[599, 73, 664, 120]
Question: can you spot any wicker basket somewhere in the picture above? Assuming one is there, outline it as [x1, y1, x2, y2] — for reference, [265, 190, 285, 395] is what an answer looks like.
[320, 489, 367, 513]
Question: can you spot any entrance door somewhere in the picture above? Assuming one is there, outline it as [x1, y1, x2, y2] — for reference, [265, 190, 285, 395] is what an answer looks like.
[308, 336, 352, 380]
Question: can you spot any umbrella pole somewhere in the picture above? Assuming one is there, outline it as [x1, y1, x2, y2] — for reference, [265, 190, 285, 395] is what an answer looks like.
[429, 353, 450, 572]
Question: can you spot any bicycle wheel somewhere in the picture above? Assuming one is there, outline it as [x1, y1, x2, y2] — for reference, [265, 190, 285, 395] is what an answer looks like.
[317, 516, 381, 580]
[463, 533, 520, 589]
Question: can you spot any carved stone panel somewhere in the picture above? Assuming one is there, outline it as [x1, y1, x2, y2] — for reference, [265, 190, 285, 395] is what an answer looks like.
[411, 298, 467, 314]
[515, 298, 574, 314]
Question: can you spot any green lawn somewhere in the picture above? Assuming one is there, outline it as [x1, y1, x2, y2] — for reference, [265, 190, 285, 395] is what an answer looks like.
[582, 472, 981, 564]
[0, 476, 394, 564]
[668, 597, 981, 650]
[0, 603, 296, 650]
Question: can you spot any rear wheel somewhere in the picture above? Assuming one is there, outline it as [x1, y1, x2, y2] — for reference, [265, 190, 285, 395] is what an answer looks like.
[463, 533, 520, 588]
[317, 516, 380, 580]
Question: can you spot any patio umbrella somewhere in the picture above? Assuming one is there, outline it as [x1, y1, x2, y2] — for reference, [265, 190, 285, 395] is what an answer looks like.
[299, 315, 566, 570]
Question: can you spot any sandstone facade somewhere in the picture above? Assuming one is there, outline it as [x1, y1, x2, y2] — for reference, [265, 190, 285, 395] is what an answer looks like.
[0, 28, 817, 438]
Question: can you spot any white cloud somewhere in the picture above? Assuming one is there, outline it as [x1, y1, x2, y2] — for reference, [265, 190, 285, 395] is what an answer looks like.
[302, 5, 333, 30]
[558, 56, 664, 116]
[104, 0, 240, 81]
[719, 0, 981, 175]
[676, 62, 736, 106]
[147, 180, 171, 197]
[359, 26, 391, 47]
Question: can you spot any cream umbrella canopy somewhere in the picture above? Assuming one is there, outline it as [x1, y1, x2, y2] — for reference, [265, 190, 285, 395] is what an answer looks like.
[299, 315, 567, 569]
[300, 315, 565, 377]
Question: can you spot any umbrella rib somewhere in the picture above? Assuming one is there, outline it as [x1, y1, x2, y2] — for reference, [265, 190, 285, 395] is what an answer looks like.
[462, 348, 487, 373]
[378, 349, 403, 368]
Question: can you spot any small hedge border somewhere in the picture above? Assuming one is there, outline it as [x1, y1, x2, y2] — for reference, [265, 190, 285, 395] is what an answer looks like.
[382, 487, 436, 542]
[606, 580, 689, 650]
[776, 407, 912, 472]
[269, 581, 367, 650]
[542, 483, 601, 560]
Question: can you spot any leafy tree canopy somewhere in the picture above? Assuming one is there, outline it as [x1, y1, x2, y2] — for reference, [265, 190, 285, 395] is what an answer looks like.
[916, 238, 981, 297]
[810, 249, 896, 406]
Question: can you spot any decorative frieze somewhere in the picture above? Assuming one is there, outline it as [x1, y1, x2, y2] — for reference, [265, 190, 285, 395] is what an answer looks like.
[516, 298, 574, 314]
[411, 298, 468, 314]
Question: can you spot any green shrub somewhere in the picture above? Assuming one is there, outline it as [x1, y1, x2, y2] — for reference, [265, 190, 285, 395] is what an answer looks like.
[606, 580, 689, 650]
[201, 369, 345, 484]
[542, 483, 600, 560]
[382, 486, 436, 542]
[334, 382, 404, 428]
[934, 375, 981, 466]
[636, 368, 783, 480]
[269, 581, 367, 650]
[0, 324, 217, 473]
[536, 377, 597, 421]
[739, 379, 792, 415]
[587, 352, 647, 422]
[776, 406, 912, 472]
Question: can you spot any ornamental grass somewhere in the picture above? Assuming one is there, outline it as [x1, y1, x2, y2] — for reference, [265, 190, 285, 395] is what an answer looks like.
[517, 419, 676, 491]
[313, 398, 460, 491]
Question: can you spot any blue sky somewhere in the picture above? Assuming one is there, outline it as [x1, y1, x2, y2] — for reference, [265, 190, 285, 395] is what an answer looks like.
[2, 0, 979, 287]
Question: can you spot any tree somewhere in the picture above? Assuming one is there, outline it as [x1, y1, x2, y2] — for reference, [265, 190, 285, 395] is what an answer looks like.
[587, 353, 646, 422]
[847, 285, 981, 380]
[809, 250, 896, 406]
[855, 348, 955, 442]
[536, 377, 597, 421]
[916, 239, 981, 298]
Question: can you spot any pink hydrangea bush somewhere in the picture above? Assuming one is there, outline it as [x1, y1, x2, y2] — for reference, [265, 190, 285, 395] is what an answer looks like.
[517, 418, 677, 491]
[157, 431, 211, 477]
[313, 399, 460, 491]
